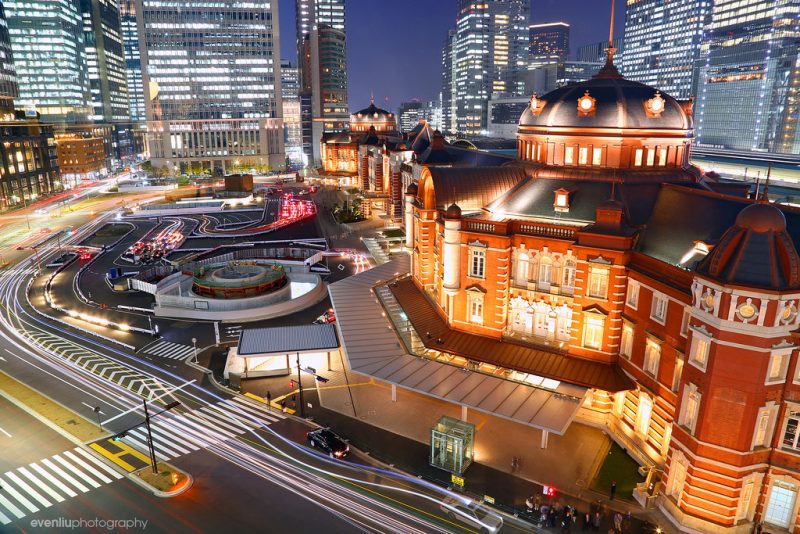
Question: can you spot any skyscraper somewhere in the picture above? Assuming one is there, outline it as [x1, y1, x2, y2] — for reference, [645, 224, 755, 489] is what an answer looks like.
[296, 0, 347, 165]
[695, 0, 800, 155]
[120, 0, 144, 123]
[80, 0, 129, 123]
[576, 37, 624, 64]
[0, 0, 17, 118]
[440, 29, 456, 135]
[621, 0, 711, 98]
[5, 0, 92, 122]
[398, 100, 442, 133]
[447, 0, 529, 136]
[136, 0, 284, 172]
[529, 22, 570, 64]
[281, 59, 303, 164]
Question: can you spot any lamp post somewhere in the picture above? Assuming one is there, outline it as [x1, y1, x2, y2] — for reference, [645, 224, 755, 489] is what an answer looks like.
[192, 337, 198, 364]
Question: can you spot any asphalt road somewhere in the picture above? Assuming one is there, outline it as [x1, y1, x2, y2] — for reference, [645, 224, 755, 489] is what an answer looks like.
[0, 398, 74, 473]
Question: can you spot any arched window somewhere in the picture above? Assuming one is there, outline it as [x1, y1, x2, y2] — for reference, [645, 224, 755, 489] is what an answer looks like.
[515, 252, 529, 286]
[562, 259, 576, 293]
[538, 256, 553, 287]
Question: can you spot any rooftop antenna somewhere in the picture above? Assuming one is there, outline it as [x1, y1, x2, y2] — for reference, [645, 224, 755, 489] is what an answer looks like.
[370, 90, 375, 105]
[763, 163, 772, 202]
[593, 0, 622, 78]
[754, 170, 762, 200]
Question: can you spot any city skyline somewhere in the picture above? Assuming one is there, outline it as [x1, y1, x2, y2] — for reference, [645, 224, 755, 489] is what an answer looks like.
[278, 0, 626, 109]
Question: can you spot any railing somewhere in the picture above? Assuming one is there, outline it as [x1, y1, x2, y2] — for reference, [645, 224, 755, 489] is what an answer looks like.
[514, 222, 577, 240]
[462, 219, 508, 235]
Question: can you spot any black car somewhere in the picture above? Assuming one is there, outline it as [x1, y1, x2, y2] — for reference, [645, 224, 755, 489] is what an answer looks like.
[307, 428, 349, 458]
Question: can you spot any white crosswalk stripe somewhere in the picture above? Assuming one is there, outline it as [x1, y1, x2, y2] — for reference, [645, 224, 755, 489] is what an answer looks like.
[115, 397, 285, 465]
[141, 340, 196, 360]
[0, 447, 124, 525]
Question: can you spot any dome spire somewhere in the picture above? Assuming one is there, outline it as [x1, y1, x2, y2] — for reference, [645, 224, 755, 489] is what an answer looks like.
[594, 0, 622, 79]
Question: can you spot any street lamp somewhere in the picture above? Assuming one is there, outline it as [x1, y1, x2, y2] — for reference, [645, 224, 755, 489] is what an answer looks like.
[192, 337, 198, 364]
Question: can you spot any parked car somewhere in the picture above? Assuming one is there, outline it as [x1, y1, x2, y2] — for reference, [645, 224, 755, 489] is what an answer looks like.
[306, 428, 349, 458]
[439, 497, 503, 534]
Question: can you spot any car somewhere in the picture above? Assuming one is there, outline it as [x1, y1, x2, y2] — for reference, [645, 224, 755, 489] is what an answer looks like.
[439, 497, 503, 534]
[306, 428, 349, 458]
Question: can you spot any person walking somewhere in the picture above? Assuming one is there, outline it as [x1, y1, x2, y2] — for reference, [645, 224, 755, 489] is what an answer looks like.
[592, 511, 602, 531]
[614, 512, 623, 531]
[582, 511, 591, 531]
[610, 480, 617, 500]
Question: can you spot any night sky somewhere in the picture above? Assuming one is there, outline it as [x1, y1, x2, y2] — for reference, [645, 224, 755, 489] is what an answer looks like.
[277, 0, 626, 112]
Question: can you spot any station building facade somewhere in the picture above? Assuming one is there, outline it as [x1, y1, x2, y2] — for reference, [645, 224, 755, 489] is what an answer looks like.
[400, 56, 800, 533]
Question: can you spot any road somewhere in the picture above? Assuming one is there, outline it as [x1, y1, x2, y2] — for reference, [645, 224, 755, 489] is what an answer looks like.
[0, 188, 531, 533]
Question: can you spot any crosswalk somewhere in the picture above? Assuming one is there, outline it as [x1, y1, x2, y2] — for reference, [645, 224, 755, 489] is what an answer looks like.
[107, 396, 285, 468]
[140, 340, 196, 360]
[0, 447, 123, 525]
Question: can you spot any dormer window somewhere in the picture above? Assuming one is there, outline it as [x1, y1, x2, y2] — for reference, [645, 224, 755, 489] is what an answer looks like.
[554, 188, 570, 212]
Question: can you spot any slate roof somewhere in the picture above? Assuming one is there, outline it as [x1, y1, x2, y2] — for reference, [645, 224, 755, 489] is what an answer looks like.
[238, 324, 339, 356]
[426, 166, 527, 212]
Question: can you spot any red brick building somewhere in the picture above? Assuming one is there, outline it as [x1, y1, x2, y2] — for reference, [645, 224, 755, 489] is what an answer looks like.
[401, 57, 800, 532]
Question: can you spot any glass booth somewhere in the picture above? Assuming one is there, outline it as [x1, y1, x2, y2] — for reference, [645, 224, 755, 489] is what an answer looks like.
[430, 416, 475, 475]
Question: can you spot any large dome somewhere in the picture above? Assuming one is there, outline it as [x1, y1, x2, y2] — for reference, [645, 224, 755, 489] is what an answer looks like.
[519, 76, 691, 131]
[353, 102, 393, 120]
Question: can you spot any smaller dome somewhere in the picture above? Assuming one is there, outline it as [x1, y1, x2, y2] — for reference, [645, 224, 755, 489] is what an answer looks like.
[735, 203, 786, 233]
[444, 203, 462, 219]
[353, 102, 393, 119]
[406, 182, 418, 195]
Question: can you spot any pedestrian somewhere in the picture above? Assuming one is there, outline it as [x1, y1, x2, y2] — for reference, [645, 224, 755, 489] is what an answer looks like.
[614, 512, 623, 531]
[266, 391, 272, 410]
[526, 494, 536, 513]
[610, 480, 617, 500]
[511, 455, 519, 472]
[592, 511, 602, 531]
[623, 511, 631, 531]
[281, 400, 287, 413]
[583, 512, 591, 531]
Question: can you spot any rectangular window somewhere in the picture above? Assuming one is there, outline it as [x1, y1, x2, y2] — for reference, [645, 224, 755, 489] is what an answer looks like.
[644, 339, 661, 377]
[469, 296, 484, 325]
[588, 268, 608, 299]
[583, 316, 604, 350]
[634, 148, 643, 166]
[658, 147, 668, 166]
[621, 324, 633, 359]
[564, 146, 575, 165]
[753, 408, 773, 449]
[680, 386, 701, 434]
[768, 352, 789, 383]
[783, 417, 800, 449]
[680, 308, 690, 337]
[578, 146, 588, 165]
[672, 357, 684, 392]
[689, 335, 710, 370]
[592, 147, 602, 165]
[636, 394, 653, 436]
[651, 293, 668, 323]
[626, 280, 640, 309]
[469, 249, 485, 278]
[646, 148, 656, 166]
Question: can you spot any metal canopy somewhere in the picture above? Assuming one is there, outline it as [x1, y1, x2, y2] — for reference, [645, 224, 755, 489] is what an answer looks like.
[238, 323, 339, 357]
[328, 255, 587, 435]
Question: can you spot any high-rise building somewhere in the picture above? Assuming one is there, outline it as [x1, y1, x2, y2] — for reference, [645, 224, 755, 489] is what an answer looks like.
[80, 0, 129, 123]
[695, 0, 800, 155]
[296, 0, 347, 165]
[5, 0, 92, 122]
[576, 37, 624, 63]
[136, 0, 284, 172]
[446, 0, 530, 136]
[398, 100, 443, 133]
[281, 60, 303, 164]
[120, 0, 144, 123]
[529, 22, 570, 63]
[0, 3, 60, 208]
[621, 0, 711, 98]
[523, 61, 603, 96]
[440, 29, 457, 135]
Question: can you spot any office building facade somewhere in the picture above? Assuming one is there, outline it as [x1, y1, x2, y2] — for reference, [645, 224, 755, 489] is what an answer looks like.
[529, 22, 569, 63]
[281, 59, 303, 164]
[5, 0, 92, 122]
[577, 37, 624, 64]
[297, 0, 347, 166]
[621, 0, 711, 98]
[136, 0, 284, 172]
[695, 0, 800, 155]
[120, 0, 144, 124]
[445, 0, 529, 137]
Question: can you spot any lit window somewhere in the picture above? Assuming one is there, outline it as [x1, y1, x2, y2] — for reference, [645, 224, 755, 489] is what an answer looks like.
[468, 293, 484, 325]
[592, 147, 602, 165]
[578, 147, 588, 165]
[783, 416, 800, 450]
[583, 315, 604, 350]
[564, 146, 574, 165]
[651, 293, 668, 323]
[767, 351, 790, 383]
[636, 393, 653, 436]
[626, 281, 640, 309]
[680, 308, 690, 337]
[554, 189, 570, 211]
[538, 256, 552, 287]
[753, 407, 773, 449]
[562, 259, 576, 292]
[469, 249, 485, 278]
[672, 357, 684, 392]
[644, 338, 661, 377]
[680, 384, 701, 434]
[634, 148, 643, 167]
[646, 148, 656, 166]
[515, 252, 529, 286]
[689, 334, 710, 370]
[588, 268, 608, 299]
[621, 323, 633, 359]
[658, 148, 668, 166]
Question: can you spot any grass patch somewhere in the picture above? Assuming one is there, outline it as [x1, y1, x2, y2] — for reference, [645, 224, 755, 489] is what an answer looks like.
[95, 224, 130, 237]
[136, 463, 188, 492]
[382, 228, 405, 238]
[590, 442, 644, 501]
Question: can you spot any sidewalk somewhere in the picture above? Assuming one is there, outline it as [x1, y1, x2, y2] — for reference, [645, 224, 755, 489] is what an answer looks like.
[239, 352, 679, 534]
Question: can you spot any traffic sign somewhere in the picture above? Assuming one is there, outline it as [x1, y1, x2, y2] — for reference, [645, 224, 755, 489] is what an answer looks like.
[451, 474, 465, 487]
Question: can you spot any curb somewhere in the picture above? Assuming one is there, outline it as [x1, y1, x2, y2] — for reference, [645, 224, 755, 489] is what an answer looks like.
[126, 465, 193, 498]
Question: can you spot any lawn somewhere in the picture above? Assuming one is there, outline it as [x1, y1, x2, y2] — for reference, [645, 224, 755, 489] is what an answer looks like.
[591, 442, 644, 500]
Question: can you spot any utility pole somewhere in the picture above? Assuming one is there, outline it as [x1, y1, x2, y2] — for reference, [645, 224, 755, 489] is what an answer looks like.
[143, 399, 159, 475]
[296, 352, 305, 418]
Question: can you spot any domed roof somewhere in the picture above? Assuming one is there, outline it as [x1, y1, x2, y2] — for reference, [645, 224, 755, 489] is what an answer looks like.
[353, 102, 393, 120]
[519, 76, 691, 131]
[696, 202, 800, 290]
[444, 203, 462, 219]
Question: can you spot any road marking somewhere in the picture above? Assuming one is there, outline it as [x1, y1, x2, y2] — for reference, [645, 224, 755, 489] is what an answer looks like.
[40, 458, 89, 493]
[65, 450, 115, 483]
[26, 464, 74, 499]
[0, 492, 25, 519]
[4, 472, 51, 508]
[101, 379, 195, 426]
[0, 427, 11, 438]
[52, 455, 100, 489]
[81, 402, 104, 415]
[88, 444, 136, 473]
[0, 475, 38, 513]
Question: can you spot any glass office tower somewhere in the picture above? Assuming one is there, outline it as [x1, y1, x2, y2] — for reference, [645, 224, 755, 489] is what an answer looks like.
[136, 0, 284, 172]
[120, 0, 144, 123]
